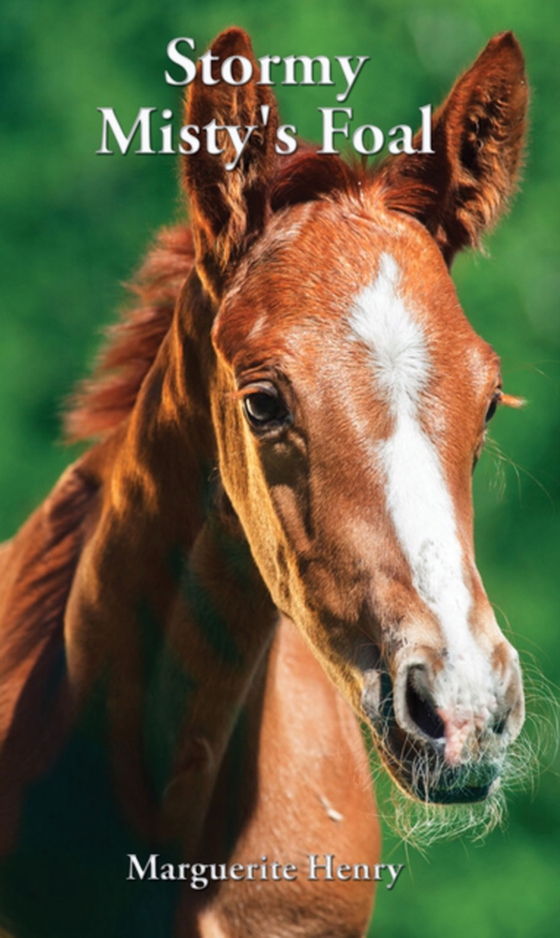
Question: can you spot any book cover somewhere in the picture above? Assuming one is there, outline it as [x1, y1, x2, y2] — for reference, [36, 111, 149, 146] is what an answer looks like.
[1, 2, 558, 936]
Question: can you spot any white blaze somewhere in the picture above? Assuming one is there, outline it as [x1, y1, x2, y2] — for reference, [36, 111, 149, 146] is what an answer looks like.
[349, 254, 495, 719]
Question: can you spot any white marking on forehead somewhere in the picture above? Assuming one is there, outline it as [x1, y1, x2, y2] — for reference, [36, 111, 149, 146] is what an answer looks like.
[350, 254, 429, 413]
[350, 254, 494, 712]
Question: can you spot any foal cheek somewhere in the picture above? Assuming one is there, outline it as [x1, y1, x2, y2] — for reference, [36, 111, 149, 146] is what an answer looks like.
[212, 410, 295, 604]
[259, 438, 314, 548]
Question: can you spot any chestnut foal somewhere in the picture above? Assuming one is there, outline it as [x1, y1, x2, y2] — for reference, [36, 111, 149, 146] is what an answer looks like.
[0, 28, 527, 938]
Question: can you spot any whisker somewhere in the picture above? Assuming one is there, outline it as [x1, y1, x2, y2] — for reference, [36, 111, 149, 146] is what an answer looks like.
[360, 659, 557, 848]
[485, 436, 554, 507]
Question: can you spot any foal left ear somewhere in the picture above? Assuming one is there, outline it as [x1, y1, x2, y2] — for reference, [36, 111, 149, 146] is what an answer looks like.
[182, 28, 279, 299]
[378, 32, 528, 265]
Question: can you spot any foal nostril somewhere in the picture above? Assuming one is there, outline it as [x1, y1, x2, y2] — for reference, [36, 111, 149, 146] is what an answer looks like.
[405, 669, 445, 741]
[491, 712, 509, 736]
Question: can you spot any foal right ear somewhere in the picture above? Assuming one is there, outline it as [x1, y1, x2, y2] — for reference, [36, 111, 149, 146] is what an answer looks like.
[377, 31, 528, 265]
[182, 28, 279, 299]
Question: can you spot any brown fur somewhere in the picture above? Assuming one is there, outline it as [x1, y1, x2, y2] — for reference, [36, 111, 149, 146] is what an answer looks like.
[0, 463, 98, 850]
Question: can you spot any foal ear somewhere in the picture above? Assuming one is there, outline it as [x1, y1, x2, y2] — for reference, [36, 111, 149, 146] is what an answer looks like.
[182, 28, 279, 298]
[378, 32, 528, 265]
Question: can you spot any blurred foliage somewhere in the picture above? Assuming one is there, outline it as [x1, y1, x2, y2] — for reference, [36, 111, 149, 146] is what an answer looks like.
[0, 0, 558, 935]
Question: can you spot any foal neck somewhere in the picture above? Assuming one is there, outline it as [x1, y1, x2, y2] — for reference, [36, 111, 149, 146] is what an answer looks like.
[65, 279, 276, 851]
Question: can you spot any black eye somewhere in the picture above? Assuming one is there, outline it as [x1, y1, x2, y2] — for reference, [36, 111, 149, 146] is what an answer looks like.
[242, 387, 291, 434]
[485, 392, 501, 425]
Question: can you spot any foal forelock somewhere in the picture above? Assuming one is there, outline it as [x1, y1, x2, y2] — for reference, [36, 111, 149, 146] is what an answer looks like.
[349, 254, 494, 708]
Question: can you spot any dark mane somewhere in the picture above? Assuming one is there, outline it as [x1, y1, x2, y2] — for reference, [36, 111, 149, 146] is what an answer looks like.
[65, 150, 429, 443]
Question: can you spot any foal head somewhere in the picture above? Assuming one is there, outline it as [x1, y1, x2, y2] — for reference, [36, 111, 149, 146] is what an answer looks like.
[184, 29, 528, 804]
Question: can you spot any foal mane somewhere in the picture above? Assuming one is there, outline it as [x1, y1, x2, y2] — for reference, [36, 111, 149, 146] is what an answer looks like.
[64, 151, 429, 443]
[64, 224, 196, 442]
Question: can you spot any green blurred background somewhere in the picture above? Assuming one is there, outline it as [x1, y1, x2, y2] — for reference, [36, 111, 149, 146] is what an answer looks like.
[0, 0, 558, 934]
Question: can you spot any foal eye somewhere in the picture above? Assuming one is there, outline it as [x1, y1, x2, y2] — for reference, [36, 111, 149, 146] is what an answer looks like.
[485, 392, 501, 425]
[242, 387, 291, 434]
